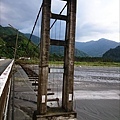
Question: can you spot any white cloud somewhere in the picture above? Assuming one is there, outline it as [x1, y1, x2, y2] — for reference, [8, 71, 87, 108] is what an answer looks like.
[51, 0, 67, 15]
[0, 0, 119, 42]
[76, 0, 119, 42]
[0, 0, 41, 30]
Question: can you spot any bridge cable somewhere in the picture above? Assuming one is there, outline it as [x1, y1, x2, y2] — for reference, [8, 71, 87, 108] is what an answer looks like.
[25, 3, 43, 52]
[35, 2, 67, 48]
[50, 3, 67, 30]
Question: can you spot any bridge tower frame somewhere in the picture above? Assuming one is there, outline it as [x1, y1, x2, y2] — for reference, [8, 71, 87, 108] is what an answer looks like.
[35, 0, 77, 119]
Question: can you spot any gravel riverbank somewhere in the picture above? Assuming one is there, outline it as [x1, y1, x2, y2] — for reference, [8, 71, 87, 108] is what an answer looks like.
[9, 65, 120, 120]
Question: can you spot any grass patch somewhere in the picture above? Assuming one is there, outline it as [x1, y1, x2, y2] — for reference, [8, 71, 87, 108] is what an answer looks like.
[49, 61, 64, 65]
[74, 61, 120, 67]
[17, 59, 120, 67]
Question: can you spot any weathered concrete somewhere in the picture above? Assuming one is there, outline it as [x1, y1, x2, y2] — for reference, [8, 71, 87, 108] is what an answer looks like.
[38, 0, 51, 115]
[62, 0, 77, 112]
[37, 0, 77, 119]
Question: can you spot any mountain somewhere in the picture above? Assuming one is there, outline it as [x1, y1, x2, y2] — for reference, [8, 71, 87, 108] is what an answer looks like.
[25, 33, 89, 57]
[49, 46, 89, 57]
[0, 25, 39, 58]
[103, 46, 120, 62]
[0, 25, 88, 58]
[24, 33, 40, 45]
[75, 38, 119, 57]
[0, 25, 17, 35]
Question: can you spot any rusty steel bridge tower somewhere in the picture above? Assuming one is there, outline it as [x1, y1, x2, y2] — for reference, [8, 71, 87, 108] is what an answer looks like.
[34, 0, 77, 119]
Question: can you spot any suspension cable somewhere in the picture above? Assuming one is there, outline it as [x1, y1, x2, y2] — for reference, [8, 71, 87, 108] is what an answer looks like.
[35, 3, 67, 48]
[50, 3, 67, 30]
[25, 3, 43, 52]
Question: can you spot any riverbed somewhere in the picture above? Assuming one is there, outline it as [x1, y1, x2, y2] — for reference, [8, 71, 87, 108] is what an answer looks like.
[11, 65, 120, 120]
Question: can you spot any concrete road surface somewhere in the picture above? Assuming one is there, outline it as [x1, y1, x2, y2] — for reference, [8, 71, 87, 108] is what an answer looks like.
[0, 59, 13, 75]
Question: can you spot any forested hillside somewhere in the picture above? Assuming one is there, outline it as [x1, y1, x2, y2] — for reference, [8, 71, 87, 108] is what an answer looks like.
[75, 38, 119, 57]
[25, 33, 89, 57]
[0, 25, 39, 58]
[0, 25, 88, 59]
[103, 46, 120, 62]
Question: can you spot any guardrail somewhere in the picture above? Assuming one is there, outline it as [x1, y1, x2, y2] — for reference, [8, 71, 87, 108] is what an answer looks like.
[0, 59, 5, 61]
[0, 60, 14, 120]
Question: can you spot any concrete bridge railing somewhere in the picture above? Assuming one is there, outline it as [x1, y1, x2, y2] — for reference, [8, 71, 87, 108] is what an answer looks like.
[0, 60, 14, 120]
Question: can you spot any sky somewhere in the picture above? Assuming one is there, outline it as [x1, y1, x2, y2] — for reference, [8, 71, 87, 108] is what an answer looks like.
[0, 0, 119, 42]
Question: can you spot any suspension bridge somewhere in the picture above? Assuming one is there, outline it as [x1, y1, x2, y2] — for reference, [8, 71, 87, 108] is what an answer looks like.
[0, 0, 77, 119]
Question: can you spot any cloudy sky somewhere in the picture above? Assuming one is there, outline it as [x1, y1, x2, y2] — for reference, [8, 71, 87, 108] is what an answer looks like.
[0, 0, 119, 42]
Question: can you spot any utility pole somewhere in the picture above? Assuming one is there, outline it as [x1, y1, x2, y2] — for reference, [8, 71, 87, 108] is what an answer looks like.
[8, 24, 19, 120]
[8, 24, 19, 60]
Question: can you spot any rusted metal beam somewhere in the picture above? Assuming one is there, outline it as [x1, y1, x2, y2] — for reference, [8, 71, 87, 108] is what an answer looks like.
[30, 76, 38, 79]
[50, 39, 66, 46]
[32, 83, 38, 86]
[47, 98, 59, 102]
[36, 108, 76, 119]
[47, 93, 54, 95]
[34, 88, 51, 92]
[51, 13, 67, 21]
[36, 93, 55, 96]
